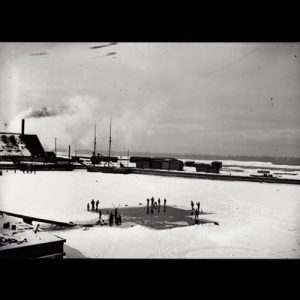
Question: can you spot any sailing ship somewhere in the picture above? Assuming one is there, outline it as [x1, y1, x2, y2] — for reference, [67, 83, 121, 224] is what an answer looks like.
[87, 118, 129, 174]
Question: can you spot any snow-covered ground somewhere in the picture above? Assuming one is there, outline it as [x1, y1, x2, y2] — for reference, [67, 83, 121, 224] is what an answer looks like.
[0, 169, 300, 258]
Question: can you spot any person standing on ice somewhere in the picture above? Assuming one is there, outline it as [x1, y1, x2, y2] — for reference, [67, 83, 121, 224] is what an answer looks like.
[147, 198, 150, 207]
[158, 198, 161, 207]
[163, 198, 167, 212]
[109, 213, 114, 226]
[195, 208, 199, 223]
[191, 201, 194, 211]
[96, 200, 99, 211]
[151, 197, 154, 206]
[91, 199, 95, 211]
[115, 211, 119, 225]
[87, 203, 90, 211]
[196, 202, 200, 212]
[191, 201, 195, 215]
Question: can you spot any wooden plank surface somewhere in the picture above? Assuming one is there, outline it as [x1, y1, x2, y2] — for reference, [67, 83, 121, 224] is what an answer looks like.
[0, 210, 76, 227]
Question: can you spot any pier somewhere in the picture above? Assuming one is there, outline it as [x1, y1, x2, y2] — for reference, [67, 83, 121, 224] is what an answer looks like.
[126, 168, 300, 185]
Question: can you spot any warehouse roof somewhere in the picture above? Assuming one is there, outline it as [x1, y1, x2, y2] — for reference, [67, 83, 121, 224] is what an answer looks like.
[0, 133, 46, 158]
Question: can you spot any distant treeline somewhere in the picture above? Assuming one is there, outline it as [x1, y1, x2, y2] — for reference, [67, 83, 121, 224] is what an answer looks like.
[54, 149, 300, 166]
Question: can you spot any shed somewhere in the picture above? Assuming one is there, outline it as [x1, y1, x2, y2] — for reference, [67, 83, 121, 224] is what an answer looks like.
[153, 157, 184, 171]
[211, 161, 222, 169]
[185, 161, 195, 167]
[130, 156, 152, 163]
[195, 163, 210, 173]
[151, 159, 162, 170]
[136, 160, 151, 169]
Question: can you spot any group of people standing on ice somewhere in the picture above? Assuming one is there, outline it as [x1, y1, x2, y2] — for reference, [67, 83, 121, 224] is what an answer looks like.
[109, 208, 122, 226]
[87, 199, 122, 227]
[191, 200, 202, 222]
[87, 199, 104, 224]
[87, 199, 100, 212]
[146, 197, 167, 214]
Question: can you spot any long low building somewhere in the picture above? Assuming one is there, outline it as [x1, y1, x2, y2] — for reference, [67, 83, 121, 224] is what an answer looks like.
[131, 156, 184, 171]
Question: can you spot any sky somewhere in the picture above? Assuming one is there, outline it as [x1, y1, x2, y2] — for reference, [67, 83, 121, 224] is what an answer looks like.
[0, 42, 299, 157]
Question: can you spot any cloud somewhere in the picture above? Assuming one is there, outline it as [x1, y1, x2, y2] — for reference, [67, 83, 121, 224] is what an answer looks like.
[29, 52, 48, 56]
[89, 42, 118, 50]
[8, 96, 100, 150]
[2, 43, 300, 157]
[7, 93, 169, 153]
[93, 52, 117, 59]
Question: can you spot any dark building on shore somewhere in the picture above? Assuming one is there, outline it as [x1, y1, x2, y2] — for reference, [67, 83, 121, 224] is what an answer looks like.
[154, 157, 184, 171]
[211, 161, 222, 169]
[195, 161, 222, 174]
[0, 119, 47, 162]
[185, 161, 195, 167]
[130, 156, 184, 171]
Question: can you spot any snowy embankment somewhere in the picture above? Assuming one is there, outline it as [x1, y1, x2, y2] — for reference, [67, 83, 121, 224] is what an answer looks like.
[0, 170, 300, 258]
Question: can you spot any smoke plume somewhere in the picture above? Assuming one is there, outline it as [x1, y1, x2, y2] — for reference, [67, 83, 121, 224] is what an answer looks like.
[25, 104, 78, 119]
[8, 94, 167, 153]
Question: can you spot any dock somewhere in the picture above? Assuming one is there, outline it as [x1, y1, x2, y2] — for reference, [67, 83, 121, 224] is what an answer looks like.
[126, 168, 300, 185]
[0, 210, 76, 227]
[0, 213, 66, 259]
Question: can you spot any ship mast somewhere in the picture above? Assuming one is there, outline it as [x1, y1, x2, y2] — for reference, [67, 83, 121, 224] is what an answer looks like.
[108, 117, 112, 167]
[93, 121, 97, 156]
[127, 147, 129, 167]
[93, 108, 99, 163]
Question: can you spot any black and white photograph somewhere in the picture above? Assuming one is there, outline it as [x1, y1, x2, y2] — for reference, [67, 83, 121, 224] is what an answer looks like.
[0, 42, 299, 259]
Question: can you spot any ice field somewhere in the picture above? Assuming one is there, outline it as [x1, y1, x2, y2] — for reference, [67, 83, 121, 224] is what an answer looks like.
[1, 169, 300, 258]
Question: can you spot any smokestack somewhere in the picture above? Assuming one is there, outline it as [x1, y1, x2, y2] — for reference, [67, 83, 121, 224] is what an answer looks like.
[21, 119, 25, 135]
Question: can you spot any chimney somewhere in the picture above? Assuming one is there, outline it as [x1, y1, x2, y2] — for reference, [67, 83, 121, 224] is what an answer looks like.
[21, 119, 25, 135]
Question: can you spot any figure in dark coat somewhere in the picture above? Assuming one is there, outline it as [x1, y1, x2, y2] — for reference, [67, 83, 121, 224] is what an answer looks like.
[109, 213, 114, 226]
[91, 199, 95, 211]
[151, 197, 154, 206]
[115, 212, 119, 225]
[191, 201, 194, 211]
